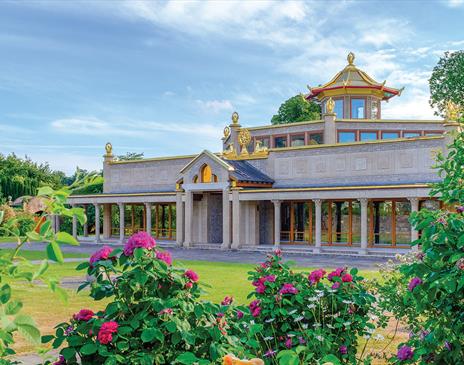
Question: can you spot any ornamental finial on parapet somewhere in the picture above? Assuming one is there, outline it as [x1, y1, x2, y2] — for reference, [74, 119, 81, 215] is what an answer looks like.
[326, 97, 335, 115]
[347, 51, 355, 65]
[231, 111, 239, 125]
[105, 142, 113, 157]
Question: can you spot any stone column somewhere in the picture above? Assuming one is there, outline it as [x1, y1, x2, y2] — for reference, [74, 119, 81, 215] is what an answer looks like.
[176, 192, 184, 246]
[409, 197, 420, 252]
[359, 198, 368, 255]
[184, 190, 193, 247]
[231, 189, 241, 249]
[83, 205, 89, 237]
[118, 203, 125, 243]
[323, 110, 337, 144]
[272, 200, 281, 248]
[94, 203, 101, 243]
[221, 188, 231, 249]
[145, 203, 152, 236]
[314, 199, 322, 253]
[71, 205, 78, 240]
[103, 204, 112, 239]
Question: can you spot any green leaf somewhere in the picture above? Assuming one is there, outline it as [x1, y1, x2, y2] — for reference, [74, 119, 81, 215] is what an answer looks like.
[175, 352, 198, 365]
[26, 231, 41, 242]
[0, 210, 4, 225]
[80, 343, 98, 355]
[321, 354, 342, 365]
[14, 315, 41, 345]
[5, 300, 23, 315]
[141, 328, 164, 343]
[134, 247, 145, 259]
[0, 284, 11, 304]
[32, 260, 49, 280]
[47, 241, 64, 263]
[37, 186, 55, 196]
[55, 231, 79, 246]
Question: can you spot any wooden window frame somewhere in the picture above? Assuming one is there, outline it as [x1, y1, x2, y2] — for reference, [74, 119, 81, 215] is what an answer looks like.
[289, 133, 305, 147]
[359, 130, 379, 141]
[402, 130, 423, 138]
[306, 130, 324, 145]
[380, 130, 401, 140]
[253, 135, 271, 149]
[273, 134, 288, 148]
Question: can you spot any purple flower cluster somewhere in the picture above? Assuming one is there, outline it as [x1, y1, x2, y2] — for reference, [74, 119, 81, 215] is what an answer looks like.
[252, 275, 276, 294]
[279, 283, 298, 295]
[408, 277, 422, 291]
[156, 251, 172, 266]
[397, 345, 414, 361]
[89, 246, 113, 266]
[249, 300, 261, 317]
[123, 231, 156, 256]
[308, 269, 326, 284]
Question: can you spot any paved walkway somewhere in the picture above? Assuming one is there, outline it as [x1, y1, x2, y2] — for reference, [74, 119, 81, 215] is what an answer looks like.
[2, 241, 393, 269]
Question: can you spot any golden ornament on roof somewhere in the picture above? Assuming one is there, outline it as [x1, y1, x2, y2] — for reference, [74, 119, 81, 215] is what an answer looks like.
[347, 51, 355, 65]
[223, 126, 231, 138]
[231, 111, 239, 125]
[238, 128, 251, 156]
[105, 142, 113, 156]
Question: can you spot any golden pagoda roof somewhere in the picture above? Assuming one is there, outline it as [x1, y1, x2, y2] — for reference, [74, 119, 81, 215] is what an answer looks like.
[306, 52, 403, 101]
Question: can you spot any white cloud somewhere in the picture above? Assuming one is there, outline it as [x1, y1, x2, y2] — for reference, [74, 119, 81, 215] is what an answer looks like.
[51, 116, 222, 139]
[195, 99, 233, 113]
[382, 87, 438, 120]
[446, 0, 464, 7]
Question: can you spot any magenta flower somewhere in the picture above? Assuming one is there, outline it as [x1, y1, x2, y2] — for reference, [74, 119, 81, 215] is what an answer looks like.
[273, 248, 282, 257]
[308, 269, 326, 284]
[339, 345, 348, 355]
[285, 337, 292, 349]
[236, 310, 244, 319]
[397, 345, 414, 361]
[123, 232, 156, 256]
[249, 300, 261, 317]
[89, 246, 113, 266]
[332, 282, 340, 290]
[408, 277, 422, 291]
[158, 308, 173, 316]
[97, 321, 119, 345]
[73, 309, 94, 322]
[264, 349, 277, 358]
[221, 296, 234, 305]
[342, 273, 353, 282]
[457, 206, 464, 213]
[185, 269, 199, 282]
[328, 267, 346, 281]
[156, 251, 172, 266]
[53, 355, 66, 365]
[279, 283, 298, 295]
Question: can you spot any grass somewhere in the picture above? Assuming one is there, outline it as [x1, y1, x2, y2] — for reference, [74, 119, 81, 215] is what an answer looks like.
[8, 258, 403, 363]
[1, 249, 89, 261]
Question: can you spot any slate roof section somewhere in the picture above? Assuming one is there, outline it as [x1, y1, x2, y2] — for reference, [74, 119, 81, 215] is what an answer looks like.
[225, 160, 274, 185]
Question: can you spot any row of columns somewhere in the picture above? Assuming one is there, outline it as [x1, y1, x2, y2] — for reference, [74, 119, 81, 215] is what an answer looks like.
[272, 197, 420, 254]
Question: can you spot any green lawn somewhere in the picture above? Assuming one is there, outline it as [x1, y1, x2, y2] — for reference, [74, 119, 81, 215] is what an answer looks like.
[0, 248, 89, 261]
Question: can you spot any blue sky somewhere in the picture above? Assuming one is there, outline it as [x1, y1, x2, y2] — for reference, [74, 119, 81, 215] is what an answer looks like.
[0, 0, 463, 174]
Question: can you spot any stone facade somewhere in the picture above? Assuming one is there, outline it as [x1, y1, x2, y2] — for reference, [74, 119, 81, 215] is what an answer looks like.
[68, 53, 458, 255]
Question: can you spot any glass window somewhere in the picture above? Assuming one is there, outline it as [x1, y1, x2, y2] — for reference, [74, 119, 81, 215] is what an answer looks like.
[403, 132, 421, 138]
[308, 133, 323, 145]
[338, 131, 356, 143]
[382, 132, 400, 139]
[274, 136, 287, 148]
[351, 98, 365, 119]
[291, 134, 305, 147]
[360, 132, 377, 141]
[424, 132, 442, 136]
[334, 99, 344, 118]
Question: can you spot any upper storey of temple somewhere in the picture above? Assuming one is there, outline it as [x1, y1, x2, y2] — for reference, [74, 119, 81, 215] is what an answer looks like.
[305, 52, 403, 119]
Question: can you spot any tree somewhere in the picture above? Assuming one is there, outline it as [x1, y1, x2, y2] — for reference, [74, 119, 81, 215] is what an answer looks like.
[429, 50, 464, 117]
[117, 152, 144, 161]
[271, 95, 321, 125]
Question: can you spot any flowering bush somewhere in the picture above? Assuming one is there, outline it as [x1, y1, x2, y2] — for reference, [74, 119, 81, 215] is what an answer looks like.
[378, 124, 464, 364]
[48, 232, 240, 364]
[234, 250, 379, 364]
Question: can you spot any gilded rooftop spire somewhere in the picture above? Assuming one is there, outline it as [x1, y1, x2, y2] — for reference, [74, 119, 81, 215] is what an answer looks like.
[347, 52, 355, 65]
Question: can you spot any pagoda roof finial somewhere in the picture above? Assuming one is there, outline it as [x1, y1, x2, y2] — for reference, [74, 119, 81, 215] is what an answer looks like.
[347, 52, 355, 65]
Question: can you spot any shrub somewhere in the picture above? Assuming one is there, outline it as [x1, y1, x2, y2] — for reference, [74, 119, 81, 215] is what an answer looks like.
[14, 211, 36, 236]
[234, 250, 380, 364]
[0, 204, 15, 227]
[49, 232, 240, 365]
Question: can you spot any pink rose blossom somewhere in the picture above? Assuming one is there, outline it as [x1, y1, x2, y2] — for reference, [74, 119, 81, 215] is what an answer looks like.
[73, 309, 94, 322]
[279, 283, 298, 295]
[123, 232, 156, 256]
[185, 282, 193, 289]
[89, 246, 114, 266]
[397, 345, 414, 361]
[185, 269, 199, 282]
[332, 282, 340, 290]
[159, 308, 173, 315]
[408, 277, 422, 291]
[221, 296, 234, 305]
[156, 251, 172, 266]
[249, 300, 261, 317]
[97, 321, 118, 344]
[285, 337, 292, 349]
[328, 267, 346, 281]
[308, 269, 326, 284]
[236, 310, 244, 319]
[342, 273, 353, 282]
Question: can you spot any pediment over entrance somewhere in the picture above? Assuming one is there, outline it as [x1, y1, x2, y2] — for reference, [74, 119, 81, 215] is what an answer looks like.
[177, 150, 274, 189]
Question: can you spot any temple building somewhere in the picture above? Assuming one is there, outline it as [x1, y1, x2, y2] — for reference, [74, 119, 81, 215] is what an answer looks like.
[68, 52, 460, 255]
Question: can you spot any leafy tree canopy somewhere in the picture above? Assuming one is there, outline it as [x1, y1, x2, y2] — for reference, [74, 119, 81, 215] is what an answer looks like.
[0, 153, 65, 201]
[271, 95, 321, 125]
[117, 152, 144, 161]
[429, 50, 464, 117]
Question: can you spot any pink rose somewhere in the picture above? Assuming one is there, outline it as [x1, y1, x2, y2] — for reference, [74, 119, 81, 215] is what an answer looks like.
[342, 273, 353, 282]
[123, 232, 156, 256]
[97, 321, 118, 344]
[73, 309, 94, 322]
[309, 269, 326, 284]
[185, 269, 199, 282]
[156, 251, 172, 266]
[89, 246, 114, 266]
